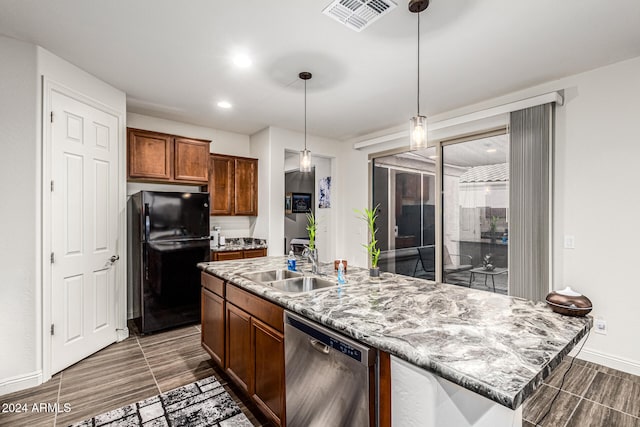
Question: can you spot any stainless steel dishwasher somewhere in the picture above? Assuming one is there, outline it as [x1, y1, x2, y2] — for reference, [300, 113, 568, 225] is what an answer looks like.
[284, 311, 376, 427]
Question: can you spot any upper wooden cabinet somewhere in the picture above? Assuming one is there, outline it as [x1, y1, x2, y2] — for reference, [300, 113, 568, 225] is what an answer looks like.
[209, 154, 258, 216]
[209, 155, 235, 215]
[235, 158, 258, 215]
[127, 128, 210, 184]
[174, 137, 210, 182]
[128, 129, 172, 180]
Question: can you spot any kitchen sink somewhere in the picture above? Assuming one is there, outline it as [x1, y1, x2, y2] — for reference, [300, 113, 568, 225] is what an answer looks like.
[269, 276, 336, 293]
[241, 269, 303, 283]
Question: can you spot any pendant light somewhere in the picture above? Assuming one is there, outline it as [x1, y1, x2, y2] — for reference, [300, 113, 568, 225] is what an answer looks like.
[409, 0, 430, 150]
[299, 71, 312, 172]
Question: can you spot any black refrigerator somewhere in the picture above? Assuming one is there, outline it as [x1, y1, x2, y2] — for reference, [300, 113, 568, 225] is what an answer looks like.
[128, 191, 210, 334]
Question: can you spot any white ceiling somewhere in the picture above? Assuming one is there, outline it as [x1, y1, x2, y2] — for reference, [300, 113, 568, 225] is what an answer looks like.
[1, 0, 640, 141]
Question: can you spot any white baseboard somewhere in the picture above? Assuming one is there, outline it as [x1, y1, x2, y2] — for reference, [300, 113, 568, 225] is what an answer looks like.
[117, 327, 129, 342]
[576, 347, 640, 376]
[0, 371, 43, 396]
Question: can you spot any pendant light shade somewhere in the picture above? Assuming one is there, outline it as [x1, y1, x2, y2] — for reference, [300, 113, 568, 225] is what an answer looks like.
[409, 0, 430, 150]
[410, 115, 427, 150]
[299, 71, 312, 172]
[299, 149, 312, 172]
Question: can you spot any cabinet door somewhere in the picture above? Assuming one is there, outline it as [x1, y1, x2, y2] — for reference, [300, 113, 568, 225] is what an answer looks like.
[243, 248, 267, 259]
[209, 155, 235, 215]
[234, 158, 258, 216]
[213, 251, 243, 261]
[128, 129, 172, 180]
[174, 137, 209, 183]
[201, 288, 225, 368]
[226, 303, 252, 393]
[251, 318, 285, 426]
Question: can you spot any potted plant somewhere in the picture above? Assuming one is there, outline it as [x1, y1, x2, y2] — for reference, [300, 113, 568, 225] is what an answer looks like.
[302, 212, 319, 272]
[306, 211, 316, 251]
[355, 204, 381, 277]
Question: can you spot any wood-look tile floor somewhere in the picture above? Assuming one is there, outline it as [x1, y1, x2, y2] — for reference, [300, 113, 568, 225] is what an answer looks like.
[0, 324, 271, 427]
[1, 324, 638, 427]
[523, 357, 640, 426]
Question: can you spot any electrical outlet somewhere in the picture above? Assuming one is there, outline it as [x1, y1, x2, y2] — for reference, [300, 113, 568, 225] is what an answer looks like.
[564, 235, 575, 249]
[594, 319, 607, 335]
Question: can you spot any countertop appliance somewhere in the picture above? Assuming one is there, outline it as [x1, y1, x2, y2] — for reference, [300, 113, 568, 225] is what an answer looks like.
[284, 311, 376, 427]
[210, 226, 221, 247]
[546, 287, 593, 316]
[128, 191, 210, 333]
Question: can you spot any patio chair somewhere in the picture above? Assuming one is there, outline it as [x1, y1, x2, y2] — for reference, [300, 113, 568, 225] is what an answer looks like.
[413, 245, 473, 282]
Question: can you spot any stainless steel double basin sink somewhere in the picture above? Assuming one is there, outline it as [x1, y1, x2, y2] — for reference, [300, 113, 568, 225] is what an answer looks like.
[241, 269, 335, 293]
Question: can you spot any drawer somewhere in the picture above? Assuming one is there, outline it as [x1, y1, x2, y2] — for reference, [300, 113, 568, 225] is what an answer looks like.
[201, 272, 225, 297]
[226, 283, 283, 332]
[243, 248, 267, 258]
[213, 250, 244, 261]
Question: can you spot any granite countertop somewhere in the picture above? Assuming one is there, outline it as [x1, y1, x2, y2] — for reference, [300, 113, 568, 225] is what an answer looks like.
[210, 237, 267, 252]
[198, 256, 591, 410]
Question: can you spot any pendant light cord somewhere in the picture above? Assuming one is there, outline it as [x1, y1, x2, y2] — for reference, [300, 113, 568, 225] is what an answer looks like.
[417, 12, 420, 116]
[304, 79, 307, 150]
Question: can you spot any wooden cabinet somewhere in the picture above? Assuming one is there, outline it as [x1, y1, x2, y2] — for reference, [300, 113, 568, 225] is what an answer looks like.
[211, 248, 267, 261]
[127, 128, 210, 184]
[208, 154, 258, 216]
[212, 250, 244, 261]
[201, 272, 285, 426]
[252, 317, 285, 424]
[225, 283, 285, 426]
[226, 302, 252, 393]
[128, 129, 172, 180]
[243, 248, 267, 259]
[201, 273, 225, 368]
[174, 137, 209, 182]
[209, 155, 234, 215]
[234, 158, 258, 215]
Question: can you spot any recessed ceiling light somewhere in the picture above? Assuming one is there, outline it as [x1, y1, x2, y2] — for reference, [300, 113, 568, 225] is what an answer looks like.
[486, 148, 497, 153]
[232, 54, 252, 68]
[217, 101, 232, 109]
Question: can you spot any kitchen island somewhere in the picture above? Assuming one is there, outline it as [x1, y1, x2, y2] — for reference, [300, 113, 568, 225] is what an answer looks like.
[198, 256, 591, 426]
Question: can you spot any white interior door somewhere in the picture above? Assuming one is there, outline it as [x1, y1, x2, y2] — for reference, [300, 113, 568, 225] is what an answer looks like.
[50, 89, 119, 374]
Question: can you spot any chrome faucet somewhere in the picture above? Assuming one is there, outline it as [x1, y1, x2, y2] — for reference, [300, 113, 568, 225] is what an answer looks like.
[301, 247, 319, 274]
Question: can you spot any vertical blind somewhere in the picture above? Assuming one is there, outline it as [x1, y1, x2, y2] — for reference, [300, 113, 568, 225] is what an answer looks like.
[509, 104, 552, 302]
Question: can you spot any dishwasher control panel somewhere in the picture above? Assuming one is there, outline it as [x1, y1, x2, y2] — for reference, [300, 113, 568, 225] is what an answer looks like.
[286, 313, 366, 363]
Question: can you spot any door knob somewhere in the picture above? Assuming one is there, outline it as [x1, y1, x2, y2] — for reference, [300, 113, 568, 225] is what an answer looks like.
[109, 255, 120, 263]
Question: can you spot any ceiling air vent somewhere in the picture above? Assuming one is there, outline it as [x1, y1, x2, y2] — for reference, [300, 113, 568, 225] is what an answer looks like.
[323, 0, 397, 32]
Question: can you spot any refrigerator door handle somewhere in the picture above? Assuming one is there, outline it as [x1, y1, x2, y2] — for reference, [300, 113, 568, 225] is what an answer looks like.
[144, 203, 150, 242]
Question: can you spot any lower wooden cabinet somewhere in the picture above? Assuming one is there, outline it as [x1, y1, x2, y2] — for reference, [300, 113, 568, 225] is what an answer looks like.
[211, 248, 267, 261]
[226, 303, 252, 393]
[212, 250, 244, 261]
[201, 288, 225, 368]
[201, 273, 285, 426]
[244, 248, 267, 259]
[252, 317, 285, 424]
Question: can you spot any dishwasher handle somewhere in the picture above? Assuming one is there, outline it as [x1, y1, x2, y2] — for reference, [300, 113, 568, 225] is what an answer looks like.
[310, 338, 330, 354]
[285, 311, 374, 365]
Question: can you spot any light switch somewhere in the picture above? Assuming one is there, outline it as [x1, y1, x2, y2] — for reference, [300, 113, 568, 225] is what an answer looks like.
[564, 235, 575, 249]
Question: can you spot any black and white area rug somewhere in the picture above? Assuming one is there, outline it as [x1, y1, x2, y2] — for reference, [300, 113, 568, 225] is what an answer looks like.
[70, 376, 253, 427]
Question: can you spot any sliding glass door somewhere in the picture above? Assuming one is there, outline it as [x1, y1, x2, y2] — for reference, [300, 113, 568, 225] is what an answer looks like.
[442, 134, 509, 293]
[371, 132, 510, 294]
[373, 148, 436, 278]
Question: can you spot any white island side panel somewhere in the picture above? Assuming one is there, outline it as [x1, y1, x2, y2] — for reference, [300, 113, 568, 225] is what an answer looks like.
[391, 355, 523, 427]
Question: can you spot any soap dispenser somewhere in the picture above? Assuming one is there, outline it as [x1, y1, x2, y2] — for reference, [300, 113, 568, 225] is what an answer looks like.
[337, 259, 346, 285]
[287, 250, 297, 271]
